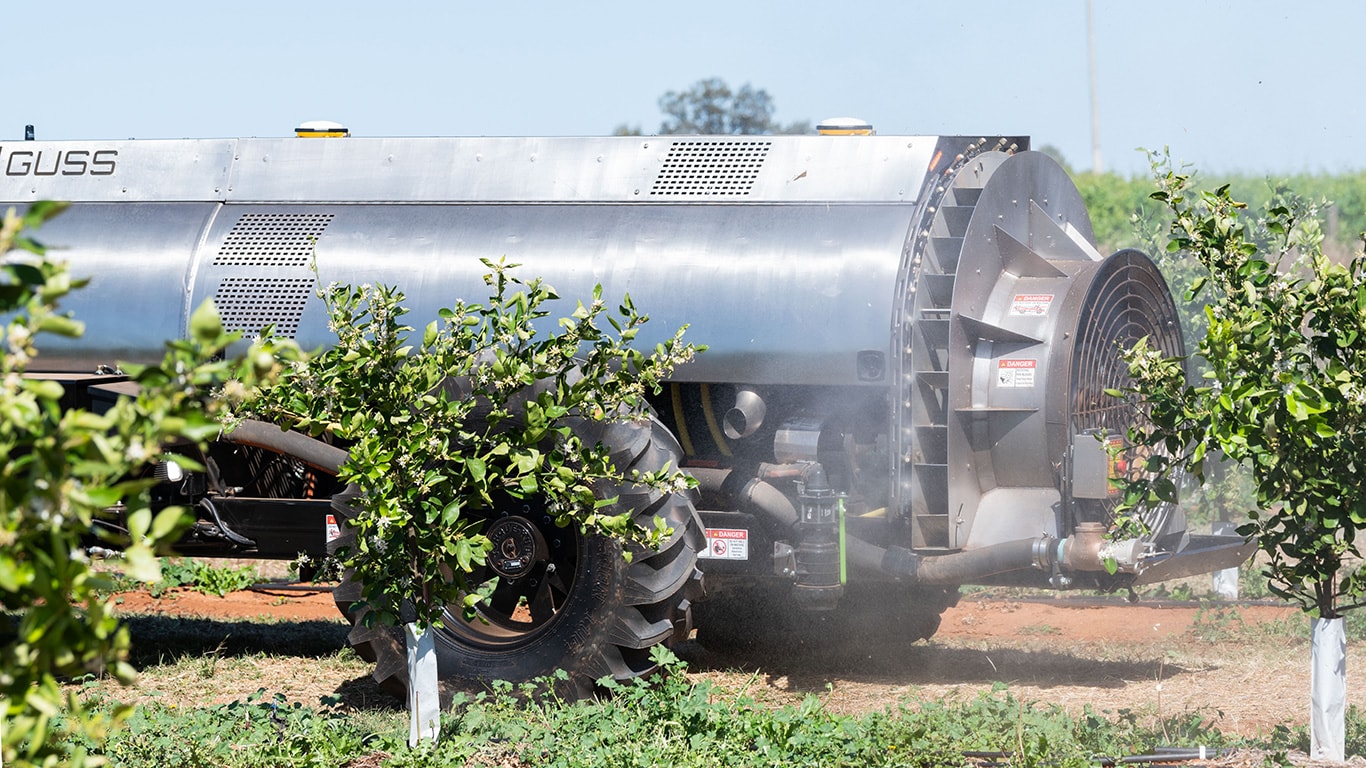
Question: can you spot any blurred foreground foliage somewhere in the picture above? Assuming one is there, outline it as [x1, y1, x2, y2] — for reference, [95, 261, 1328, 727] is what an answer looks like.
[0, 203, 292, 767]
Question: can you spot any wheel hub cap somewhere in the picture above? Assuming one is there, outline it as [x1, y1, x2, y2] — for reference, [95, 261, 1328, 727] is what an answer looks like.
[487, 516, 546, 580]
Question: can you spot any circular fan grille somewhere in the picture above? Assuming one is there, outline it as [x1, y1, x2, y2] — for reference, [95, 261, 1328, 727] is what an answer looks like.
[1069, 249, 1185, 534]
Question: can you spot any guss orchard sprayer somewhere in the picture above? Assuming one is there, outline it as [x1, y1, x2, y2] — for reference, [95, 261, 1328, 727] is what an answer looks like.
[1, 119, 1252, 700]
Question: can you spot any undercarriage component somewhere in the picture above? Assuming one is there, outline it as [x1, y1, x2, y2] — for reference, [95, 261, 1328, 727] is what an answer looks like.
[791, 464, 846, 611]
[694, 582, 957, 658]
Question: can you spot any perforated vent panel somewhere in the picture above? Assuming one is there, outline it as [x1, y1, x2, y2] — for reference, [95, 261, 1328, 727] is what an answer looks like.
[213, 277, 314, 336]
[651, 140, 771, 196]
[213, 213, 334, 266]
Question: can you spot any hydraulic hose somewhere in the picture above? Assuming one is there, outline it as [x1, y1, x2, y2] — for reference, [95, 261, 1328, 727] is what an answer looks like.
[198, 497, 255, 547]
[691, 466, 1057, 584]
[689, 467, 797, 527]
[221, 419, 349, 475]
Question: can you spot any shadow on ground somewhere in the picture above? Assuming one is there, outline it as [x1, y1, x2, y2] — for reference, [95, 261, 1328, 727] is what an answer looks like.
[118, 613, 1189, 706]
[121, 614, 350, 667]
[673, 638, 1188, 697]
[120, 614, 405, 710]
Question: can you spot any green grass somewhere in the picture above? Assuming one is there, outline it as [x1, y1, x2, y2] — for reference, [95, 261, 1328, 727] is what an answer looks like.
[71, 646, 1351, 768]
[70, 653, 1231, 768]
[64, 622, 1332, 768]
[50, 585, 1355, 767]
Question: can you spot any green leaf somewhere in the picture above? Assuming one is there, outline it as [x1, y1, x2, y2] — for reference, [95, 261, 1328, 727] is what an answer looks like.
[441, 499, 461, 526]
[123, 547, 162, 583]
[23, 199, 71, 227]
[36, 314, 84, 337]
[188, 299, 223, 344]
[149, 506, 188, 542]
[24, 378, 67, 402]
[126, 507, 152, 540]
[467, 457, 487, 483]
[454, 538, 473, 572]
[0, 556, 27, 592]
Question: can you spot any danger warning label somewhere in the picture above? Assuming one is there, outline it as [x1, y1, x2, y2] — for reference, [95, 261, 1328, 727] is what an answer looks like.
[325, 514, 342, 543]
[997, 358, 1037, 388]
[1009, 293, 1054, 316]
[699, 528, 749, 560]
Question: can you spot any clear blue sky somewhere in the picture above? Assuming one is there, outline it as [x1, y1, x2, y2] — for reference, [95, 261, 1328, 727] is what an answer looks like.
[8, 1, 1361, 178]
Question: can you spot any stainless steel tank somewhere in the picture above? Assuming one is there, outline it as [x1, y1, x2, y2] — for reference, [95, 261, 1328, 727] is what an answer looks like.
[0, 132, 1242, 581]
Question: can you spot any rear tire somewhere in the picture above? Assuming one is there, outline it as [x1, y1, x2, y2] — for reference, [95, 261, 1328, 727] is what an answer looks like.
[695, 583, 956, 658]
[330, 414, 702, 703]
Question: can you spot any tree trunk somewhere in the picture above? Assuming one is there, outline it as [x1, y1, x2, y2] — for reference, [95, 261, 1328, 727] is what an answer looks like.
[405, 622, 440, 746]
[1311, 616, 1346, 762]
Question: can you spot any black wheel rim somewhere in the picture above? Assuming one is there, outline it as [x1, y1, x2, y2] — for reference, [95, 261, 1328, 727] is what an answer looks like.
[442, 501, 581, 649]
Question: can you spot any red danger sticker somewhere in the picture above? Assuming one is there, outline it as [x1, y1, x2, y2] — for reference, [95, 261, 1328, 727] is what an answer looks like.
[1010, 294, 1054, 316]
[997, 359, 1037, 388]
[699, 528, 749, 560]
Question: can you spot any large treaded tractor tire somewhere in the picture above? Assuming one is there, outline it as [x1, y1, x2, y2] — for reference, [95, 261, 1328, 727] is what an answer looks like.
[330, 413, 703, 703]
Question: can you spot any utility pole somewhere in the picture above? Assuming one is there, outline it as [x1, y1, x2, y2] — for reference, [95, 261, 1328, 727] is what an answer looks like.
[1087, 0, 1102, 173]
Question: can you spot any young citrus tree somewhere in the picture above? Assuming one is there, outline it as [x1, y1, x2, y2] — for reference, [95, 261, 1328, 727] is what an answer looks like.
[0, 204, 289, 766]
[1111, 165, 1366, 760]
[242, 258, 701, 743]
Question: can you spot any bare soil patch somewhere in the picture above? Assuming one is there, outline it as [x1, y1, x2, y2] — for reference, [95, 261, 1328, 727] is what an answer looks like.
[680, 596, 1317, 740]
[109, 585, 1339, 742]
[110, 585, 343, 623]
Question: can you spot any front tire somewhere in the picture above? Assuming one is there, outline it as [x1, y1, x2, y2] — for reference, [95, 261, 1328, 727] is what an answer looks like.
[331, 414, 702, 702]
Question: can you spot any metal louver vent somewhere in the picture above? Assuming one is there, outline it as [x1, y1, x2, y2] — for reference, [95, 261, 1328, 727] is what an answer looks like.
[213, 213, 334, 266]
[213, 277, 314, 337]
[651, 140, 771, 196]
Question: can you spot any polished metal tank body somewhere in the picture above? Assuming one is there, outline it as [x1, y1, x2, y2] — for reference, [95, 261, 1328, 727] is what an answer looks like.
[2, 135, 947, 387]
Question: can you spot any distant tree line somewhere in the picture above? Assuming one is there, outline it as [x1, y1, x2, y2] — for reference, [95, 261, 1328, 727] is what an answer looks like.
[615, 77, 811, 136]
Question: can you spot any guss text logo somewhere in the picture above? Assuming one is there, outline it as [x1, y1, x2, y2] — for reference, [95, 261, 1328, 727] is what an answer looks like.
[1, 147, 118, 177]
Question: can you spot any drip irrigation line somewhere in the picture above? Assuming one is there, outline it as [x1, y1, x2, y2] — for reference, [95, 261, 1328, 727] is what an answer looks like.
[247, 581, 336, 593]
[963, 745, 1230, 766]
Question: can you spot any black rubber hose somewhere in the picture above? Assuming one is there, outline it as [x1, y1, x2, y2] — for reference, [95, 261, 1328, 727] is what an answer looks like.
[692, 466, 1053, 584]
[688, 467, 798, 527]
[221, 419, 349, 475]
[197, 497, 255, 547]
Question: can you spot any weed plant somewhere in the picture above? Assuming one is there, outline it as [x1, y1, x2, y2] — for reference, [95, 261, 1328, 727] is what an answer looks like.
[78, 647, 1275, 768]
[151, 560, 260, 597]
[82, 689, 384, 768]
[1188, 605, 1245, 643]
[101, 558, 264, 598]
